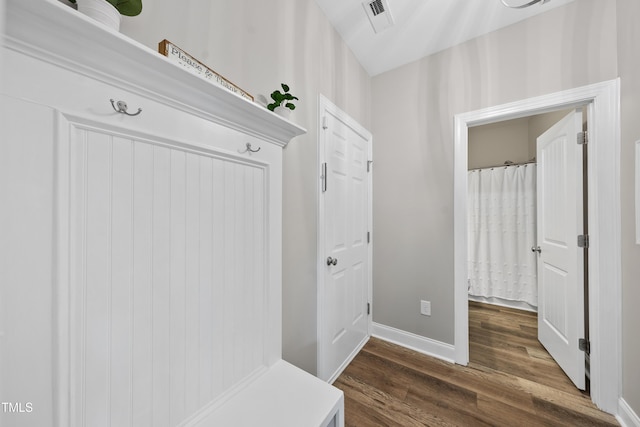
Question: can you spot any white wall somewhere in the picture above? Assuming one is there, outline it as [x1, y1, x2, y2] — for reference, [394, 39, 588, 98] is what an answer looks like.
[371, 0, 617, 352]
[468, 109, 574, 171]
[120, 0, 372, 375]
[616, 0, 640, 416]
[468, 110, 573, 171]
[468, 117, 529, 170]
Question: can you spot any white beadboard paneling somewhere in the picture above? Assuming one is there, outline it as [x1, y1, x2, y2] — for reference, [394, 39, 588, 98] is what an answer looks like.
[83, 131, 112, 427]
[152, 145, 172, 426]
[211, 159, 226, 399]
[232, 165, 245, 385]
[67, 124, 269, 427]
[198, 156, 214, 407]
[170, 149, 187, 425]
[222, 161, 235, 391]
[240, 166, 252, 380]
[132, 141, 154, 427]
[252, 168, 266, 371]
[110, 136, 134, 427]
[69, 124, 86, 427]
[185, 152, 201, 416]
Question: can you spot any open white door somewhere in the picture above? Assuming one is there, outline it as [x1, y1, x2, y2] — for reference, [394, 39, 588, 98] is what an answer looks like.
[536, 109, 586, 390]
[318, 96, 372, 382]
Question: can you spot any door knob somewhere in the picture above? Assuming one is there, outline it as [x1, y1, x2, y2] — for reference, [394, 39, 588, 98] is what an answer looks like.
[326, 256, 338, 266]
[531, 246, 541, 253]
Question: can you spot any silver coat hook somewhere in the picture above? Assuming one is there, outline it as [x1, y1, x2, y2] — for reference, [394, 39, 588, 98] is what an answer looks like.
[242, 142, 261, 153]
[110, 99, 142, 116]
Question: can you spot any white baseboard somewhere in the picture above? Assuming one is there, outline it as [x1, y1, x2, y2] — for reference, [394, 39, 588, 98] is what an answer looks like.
[468, 294, 537, 313]
[372, 322, 455, 363]
[617, 398, 640, 427]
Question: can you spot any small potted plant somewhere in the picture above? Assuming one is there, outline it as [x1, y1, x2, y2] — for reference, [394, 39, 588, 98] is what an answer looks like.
[267, 83, 298, 119]
[70, 0, 142, 31]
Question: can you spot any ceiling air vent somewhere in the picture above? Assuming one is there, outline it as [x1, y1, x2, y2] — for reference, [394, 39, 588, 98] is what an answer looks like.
[362, 0, 395, 34]
[369, 0, 385, 16]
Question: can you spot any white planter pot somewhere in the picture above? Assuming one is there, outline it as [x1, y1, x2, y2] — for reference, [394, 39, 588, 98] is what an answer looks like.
[274, 105, 292, 120]
[76, 0, 121, 31]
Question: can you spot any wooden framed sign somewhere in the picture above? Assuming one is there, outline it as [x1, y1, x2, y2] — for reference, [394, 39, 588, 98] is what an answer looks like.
[159, 39, 253, 101]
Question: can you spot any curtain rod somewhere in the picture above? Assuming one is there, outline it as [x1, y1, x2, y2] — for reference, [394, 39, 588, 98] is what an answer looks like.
[468, 159, 536, 172]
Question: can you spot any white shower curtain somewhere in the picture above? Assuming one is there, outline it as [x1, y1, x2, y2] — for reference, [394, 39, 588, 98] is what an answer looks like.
[467, 164, 538, 306]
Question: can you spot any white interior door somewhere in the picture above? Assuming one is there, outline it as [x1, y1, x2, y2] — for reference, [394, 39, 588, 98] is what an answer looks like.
[319, 97, 371, 382]
[536, 109, 586, 390]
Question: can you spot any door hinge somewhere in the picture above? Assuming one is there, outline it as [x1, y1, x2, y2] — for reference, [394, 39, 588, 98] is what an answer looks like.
[577, 131, 588, 145]
[367, 160, 373, 172]
[367, 231, 371, 243]
[322, 116, 328, 130]
[367, 302, 371, 315]
[579, 338, 590, 354]
[321, 162, 327, 192]
[577, 234, 589, 248]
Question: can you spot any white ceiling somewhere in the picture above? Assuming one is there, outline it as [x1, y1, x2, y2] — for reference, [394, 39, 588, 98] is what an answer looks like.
[314, 0, 576, 76]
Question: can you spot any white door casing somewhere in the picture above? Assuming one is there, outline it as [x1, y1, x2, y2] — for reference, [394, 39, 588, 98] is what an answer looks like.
[318, 95, 372, 383]
[453, 80, 621, 413]
[536, 110, 585, 390]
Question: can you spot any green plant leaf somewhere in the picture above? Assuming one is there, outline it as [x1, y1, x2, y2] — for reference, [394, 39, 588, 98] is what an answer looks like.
[271, 90, 285, 103]
[281, 83, 290, 92]
[110, 0, 143, 16]
[267, 103, 277, 111]
[285, 103, 296, 110]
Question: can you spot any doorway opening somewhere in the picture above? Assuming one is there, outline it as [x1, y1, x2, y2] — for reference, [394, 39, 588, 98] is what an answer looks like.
[453, 80, 621, 413]
[466, 108, 590, 393]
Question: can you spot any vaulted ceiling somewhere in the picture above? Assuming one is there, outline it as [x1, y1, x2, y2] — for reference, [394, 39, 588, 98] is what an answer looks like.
[313, 0, 577, 76]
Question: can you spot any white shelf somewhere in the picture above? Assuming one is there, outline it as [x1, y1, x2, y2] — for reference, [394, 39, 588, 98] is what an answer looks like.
[196, 361, 343, 427]
[3, 0, 306, 147]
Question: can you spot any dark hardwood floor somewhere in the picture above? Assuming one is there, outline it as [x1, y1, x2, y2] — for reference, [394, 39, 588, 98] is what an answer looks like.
[333, 301, 618, 426]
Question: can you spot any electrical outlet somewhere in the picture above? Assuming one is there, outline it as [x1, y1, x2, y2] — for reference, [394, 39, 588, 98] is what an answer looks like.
[420, 300, 431, 316]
